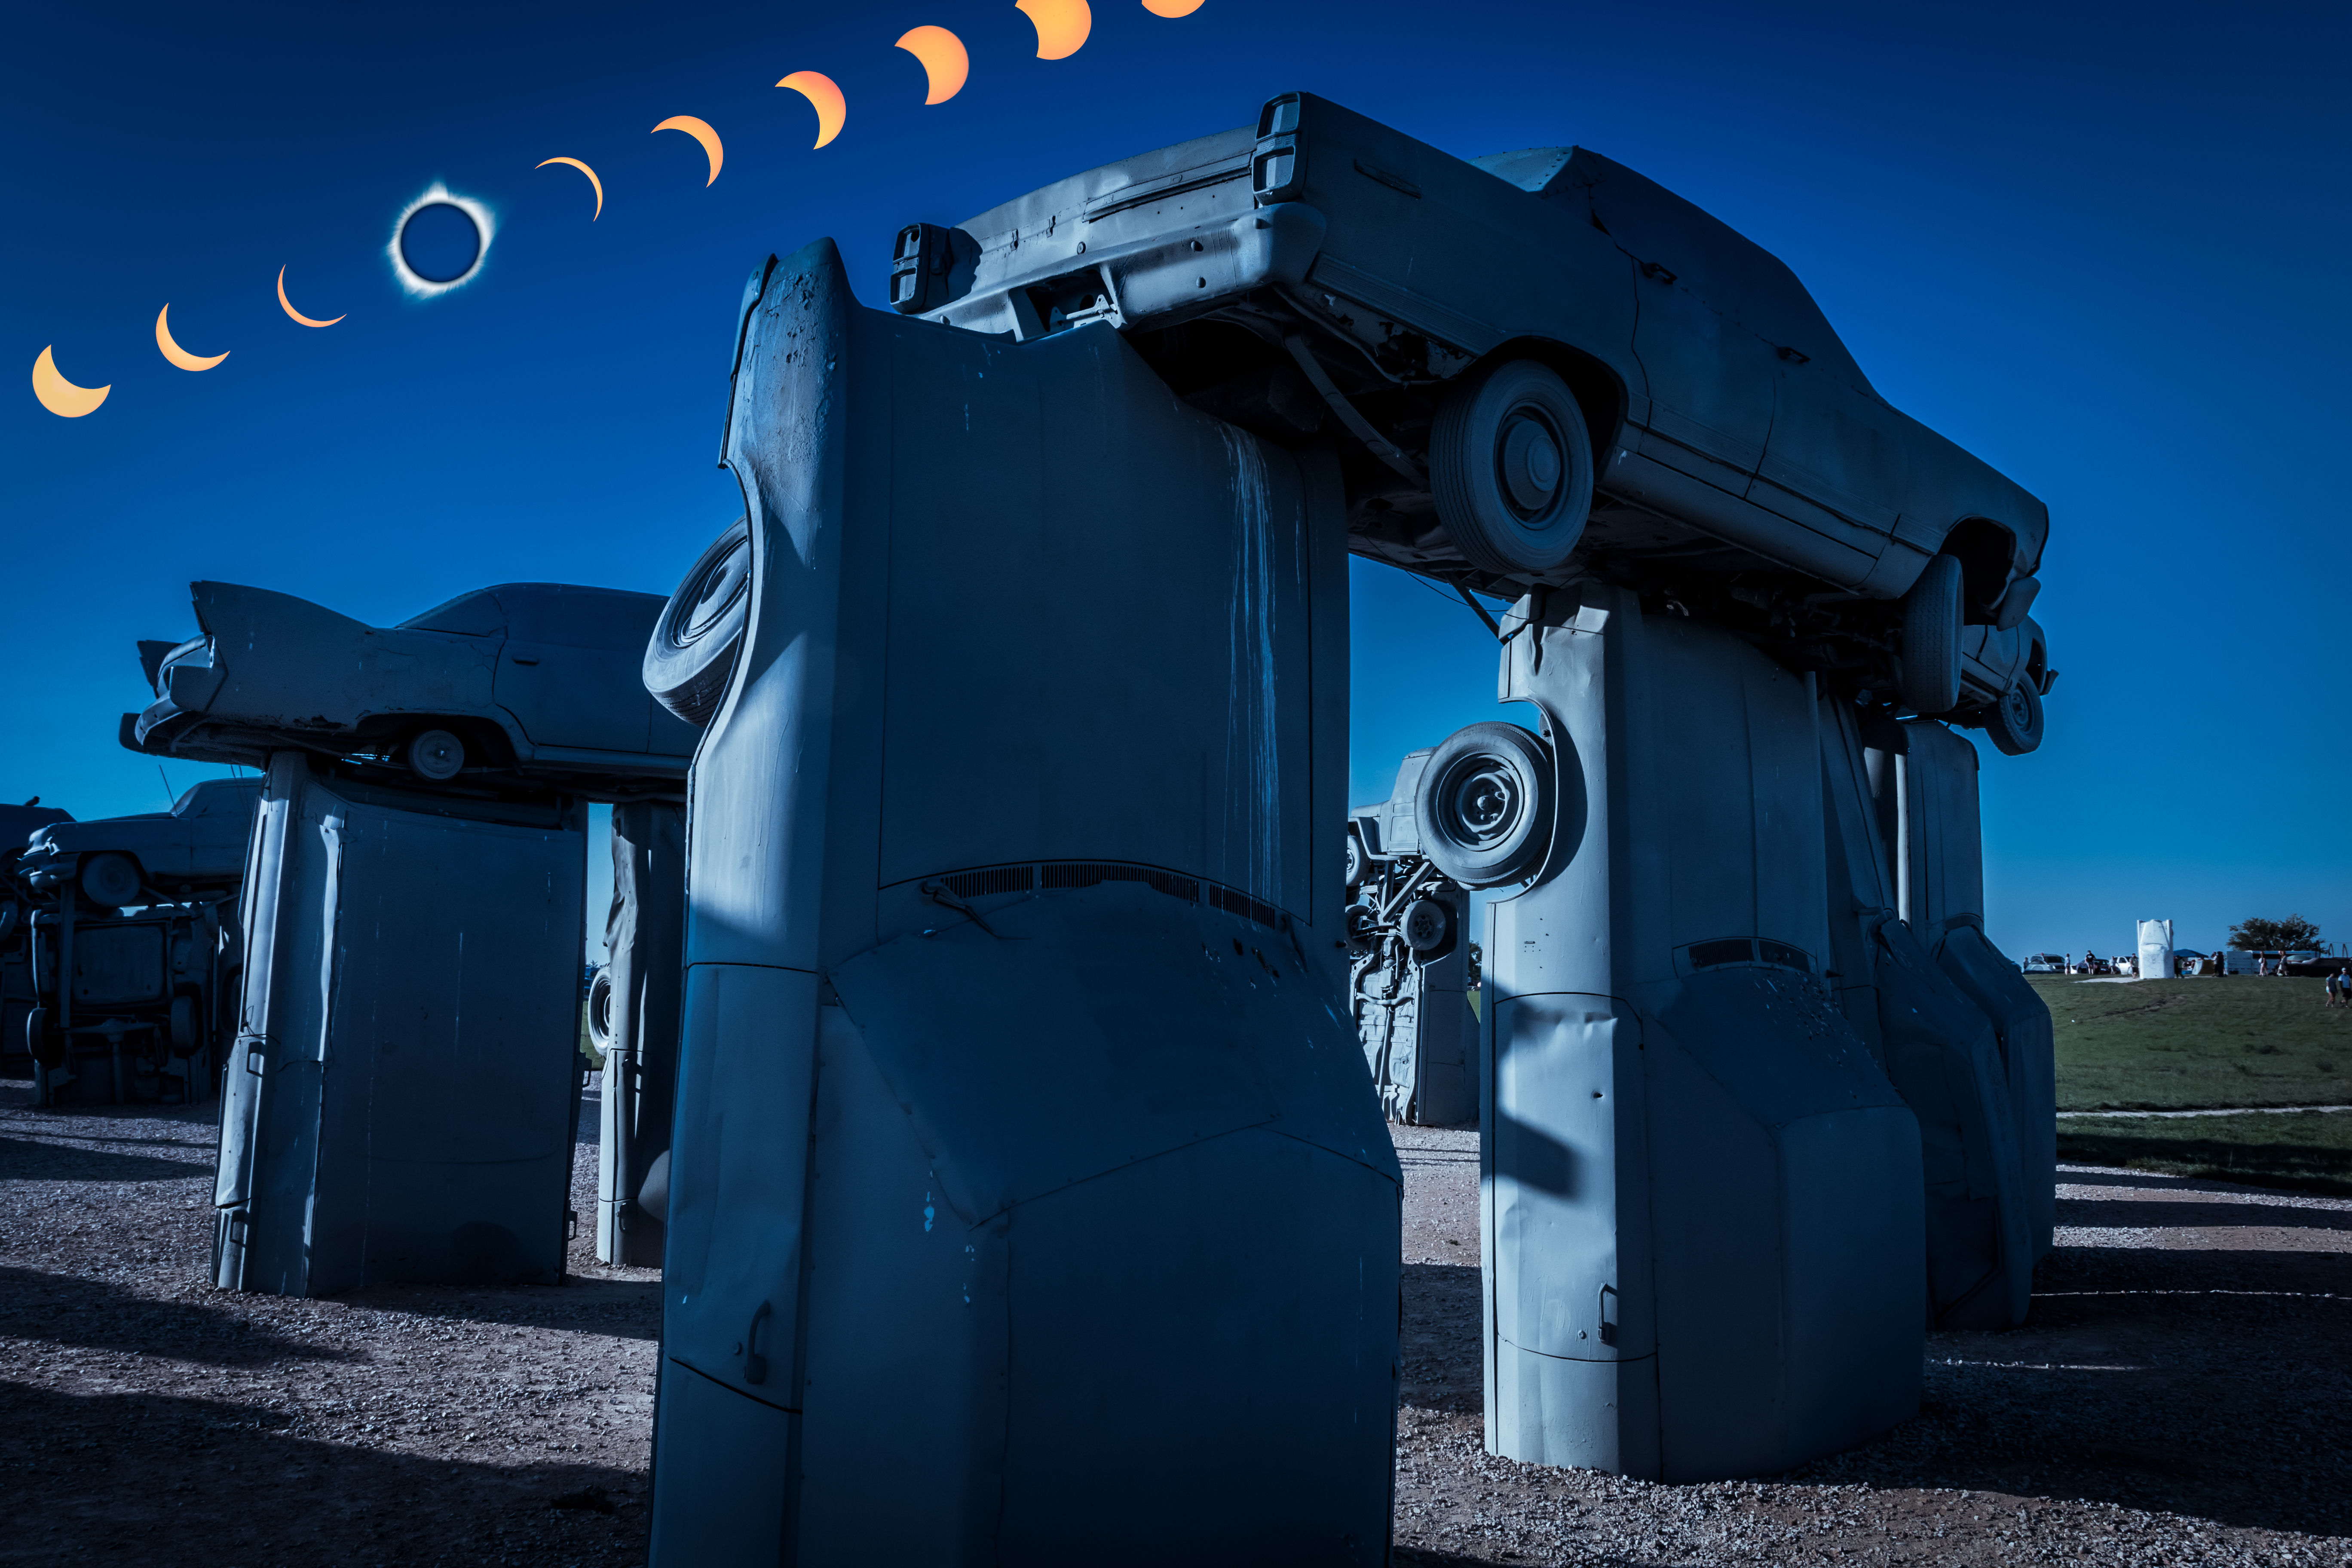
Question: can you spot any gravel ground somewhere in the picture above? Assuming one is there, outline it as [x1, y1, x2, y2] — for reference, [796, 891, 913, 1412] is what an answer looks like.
[4, 1080, 2345, 1565]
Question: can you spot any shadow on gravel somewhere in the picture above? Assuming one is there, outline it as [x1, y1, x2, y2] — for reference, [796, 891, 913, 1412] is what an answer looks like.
[342, 1277, 663, 1340]
[0, 1265, 358, 1364]
[1400, 1262, 1481, 1415]
[0, 1133, 208, 1185]
[1791, 1245, 2352, 1537]
[0, 1381, 649, 1567]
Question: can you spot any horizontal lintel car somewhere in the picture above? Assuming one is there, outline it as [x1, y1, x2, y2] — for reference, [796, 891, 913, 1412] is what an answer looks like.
[125, 580, 698, 799]
[894, 90, 2055, 751]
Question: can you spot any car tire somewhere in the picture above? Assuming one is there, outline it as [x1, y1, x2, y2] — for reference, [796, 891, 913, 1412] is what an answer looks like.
[1983, 677, 2045, 756]
[587, 965, 617, 1057]
[27, 1007, 64, 1069]
[79, 852, 143, 909]
[1413, 722, 1553, 889]
[407, 728, 466, 782]
[644, 515, 753, 728]
[1343, 827, 1368, 893]
[1900, 554, 1963, 714]
[1430, 361, 1593, 579]
[170, 994, 200, 1053]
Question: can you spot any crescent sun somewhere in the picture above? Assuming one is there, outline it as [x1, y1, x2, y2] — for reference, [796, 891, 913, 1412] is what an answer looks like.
[31, 347, 109, 418]
[1141, 0, 1205, 13]
[155, 305, 229, 371]
[276, 267, 346, 328]
[536, 156, 605, 218]
[776, 72, 846, 149]
[652, 116, 724, 184]
[894, 27, 970, 105]
[1015, 0, 1092, 59]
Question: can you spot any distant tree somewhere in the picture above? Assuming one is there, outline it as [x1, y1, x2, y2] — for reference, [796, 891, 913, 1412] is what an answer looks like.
[2226, 915, 2323, 952]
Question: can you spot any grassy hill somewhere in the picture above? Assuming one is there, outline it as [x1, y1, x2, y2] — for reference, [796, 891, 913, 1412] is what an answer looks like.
[2034, 975, 2350, 1111]
[2032, 974, 2352, 1193]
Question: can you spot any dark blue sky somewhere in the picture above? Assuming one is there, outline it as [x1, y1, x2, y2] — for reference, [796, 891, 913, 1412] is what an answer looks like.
[6, 0, 2345, 959]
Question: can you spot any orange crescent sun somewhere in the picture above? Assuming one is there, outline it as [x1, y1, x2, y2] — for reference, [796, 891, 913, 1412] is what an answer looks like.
[894, 27, 970, 105]
[1141, 0, 1204, 14]
[777, 72, 847, 148]
[536, 156, 605, 217]
[276, 267, 346, 328]
[1015, 0, 1092, 59]
[31, 346, 109, 418]
[651, 116, 724, 185]
[155, 305, 229, 371]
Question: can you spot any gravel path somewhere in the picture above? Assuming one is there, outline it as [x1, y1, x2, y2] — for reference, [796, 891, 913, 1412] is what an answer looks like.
[4, 1082, 2345, 1565]
[2056, 1106, 2352, 1118]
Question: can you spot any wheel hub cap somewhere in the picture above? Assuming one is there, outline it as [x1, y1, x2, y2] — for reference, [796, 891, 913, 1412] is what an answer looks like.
[1499, 415, 1561, 514]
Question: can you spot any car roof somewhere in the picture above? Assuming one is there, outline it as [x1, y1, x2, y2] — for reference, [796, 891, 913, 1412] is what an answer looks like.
[1476, 146, 1877, 400]
[398, 582, 668, 650]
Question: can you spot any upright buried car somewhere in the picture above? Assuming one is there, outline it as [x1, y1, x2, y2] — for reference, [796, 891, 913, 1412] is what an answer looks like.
[899, 90, 2053, 746]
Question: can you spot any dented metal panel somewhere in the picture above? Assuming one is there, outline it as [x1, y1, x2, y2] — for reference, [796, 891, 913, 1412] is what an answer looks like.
[1479, 585, 1922, 1481]
[212, 755, 585, 1296]
[648, 238, 1395, 1565]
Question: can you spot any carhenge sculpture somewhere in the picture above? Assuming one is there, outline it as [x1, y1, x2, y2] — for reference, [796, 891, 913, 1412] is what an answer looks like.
[651, 85, 2057, 1547]
[126, 579, 695, 1295]
[15, 777, 261, 1107]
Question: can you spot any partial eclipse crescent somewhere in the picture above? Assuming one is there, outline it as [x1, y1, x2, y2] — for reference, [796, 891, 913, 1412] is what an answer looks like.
[894, 27, 969, 104]
[32, 347, 109, 418]
[276, 267, 346, 328]
[1015, 0, 1092, 59]
[1141, 0, 1204, 14]
[155, 305, 229, 371]
[776, 73, 846, 148]
[652, 116, 724, 185]
[536, 156, 605, 218]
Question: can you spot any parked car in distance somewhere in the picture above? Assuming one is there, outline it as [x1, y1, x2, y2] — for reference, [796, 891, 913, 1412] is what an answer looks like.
[900, 89, 2053, 742]
[2021, 953, 2067, 974]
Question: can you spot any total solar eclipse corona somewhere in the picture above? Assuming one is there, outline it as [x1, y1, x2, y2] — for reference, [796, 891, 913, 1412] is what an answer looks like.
[389, 184, 494, 297]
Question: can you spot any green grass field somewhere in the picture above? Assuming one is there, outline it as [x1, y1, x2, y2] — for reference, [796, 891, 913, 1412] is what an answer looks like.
[2053, 1112, 2352, 1197]
[2034, 975, 2352, 1111]
[2032, 974, 2352, 1192]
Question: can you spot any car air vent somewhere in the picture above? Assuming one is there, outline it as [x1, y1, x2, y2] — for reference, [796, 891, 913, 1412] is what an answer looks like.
[1688, 938, 1755, 970]
[1757, 940, 1813, 973]
[937, 865, 1035, 899]
[910, 861, 1289, 932]
[1041, 861, 1201, 903]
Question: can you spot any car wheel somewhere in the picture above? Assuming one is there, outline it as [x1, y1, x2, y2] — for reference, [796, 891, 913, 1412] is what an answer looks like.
[407, 728, 466, 782]
[1430, 361, 1593, 579]
[1400, 897, 1456, 956]
[1343, 827, 1368, 893]
[27, 1007, 64, 1069]
[79, 852, 143, 909]
[644, 515, 753, 728]
[1412, 722, 1553, 889]
[1900, 554, 1963, 714]
[587, 964, 617, 1057]
[1984, 677, 2045, 756]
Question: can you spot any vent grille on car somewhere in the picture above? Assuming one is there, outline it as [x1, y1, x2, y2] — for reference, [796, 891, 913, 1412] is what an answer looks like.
[910, 861, 1286, 933]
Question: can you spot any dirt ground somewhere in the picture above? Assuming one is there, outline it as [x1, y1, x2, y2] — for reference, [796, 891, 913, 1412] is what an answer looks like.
[3, 1081, 2346, 1566]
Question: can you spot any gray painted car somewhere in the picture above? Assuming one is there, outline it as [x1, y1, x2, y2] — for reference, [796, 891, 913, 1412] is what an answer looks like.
[900, 89, 2053, 737]
[125, 580, 697, 795]
[18, 777, 260, 904]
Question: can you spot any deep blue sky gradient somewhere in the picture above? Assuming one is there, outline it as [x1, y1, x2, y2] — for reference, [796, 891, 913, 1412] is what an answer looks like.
[6, 0, 2346, 960]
